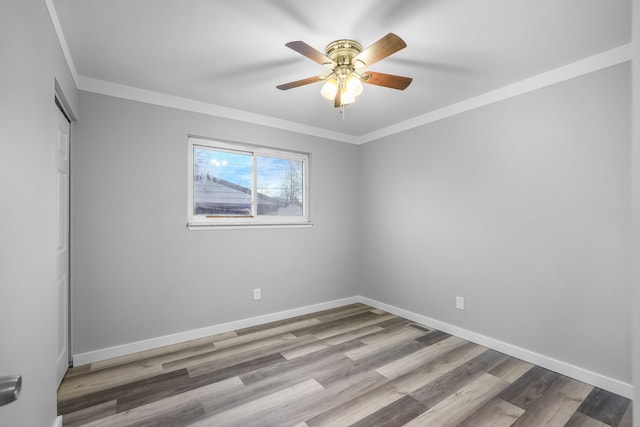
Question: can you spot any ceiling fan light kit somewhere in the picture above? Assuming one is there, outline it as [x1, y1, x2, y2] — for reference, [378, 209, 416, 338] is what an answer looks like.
[277, 33, 412, 112]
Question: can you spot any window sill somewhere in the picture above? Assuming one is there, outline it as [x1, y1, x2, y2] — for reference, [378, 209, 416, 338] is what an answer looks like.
[187, 222, 314, 231]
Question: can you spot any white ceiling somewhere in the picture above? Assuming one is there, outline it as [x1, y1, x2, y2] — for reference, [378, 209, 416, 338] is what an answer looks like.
[52, 0, 630, 140]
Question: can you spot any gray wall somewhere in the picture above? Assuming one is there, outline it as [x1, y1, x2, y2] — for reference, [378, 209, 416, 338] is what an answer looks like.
[0, 2, 634, 422]
[359, 64, 632, 383]
[73, 64, 632, 389]
[0, 0, 78, 426]
[71, 92, 360, 353]
[632, 0, 640, 420]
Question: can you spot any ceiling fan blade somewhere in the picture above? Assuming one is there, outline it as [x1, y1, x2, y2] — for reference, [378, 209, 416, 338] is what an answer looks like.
[353, 33, 407, 68]
[276, 76, 323, 90]
[285, 41, 335, 67]
[362, 72, 412, 90]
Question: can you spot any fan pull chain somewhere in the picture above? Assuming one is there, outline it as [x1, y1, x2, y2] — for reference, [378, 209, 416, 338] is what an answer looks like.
[339, 78, 345, 119]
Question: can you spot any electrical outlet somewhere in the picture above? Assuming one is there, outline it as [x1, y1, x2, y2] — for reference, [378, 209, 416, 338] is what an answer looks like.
[456, 296, 465, 310]
[253, 288, 261, 300]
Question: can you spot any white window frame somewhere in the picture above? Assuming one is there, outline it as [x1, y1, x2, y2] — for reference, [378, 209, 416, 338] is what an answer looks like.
[187, 136, 311, 230]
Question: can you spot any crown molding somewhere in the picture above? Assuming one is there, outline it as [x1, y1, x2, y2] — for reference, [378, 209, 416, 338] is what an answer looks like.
[77, 76, 359, 144]
[355, 43, 632, 144]
[46, 2, 630, 145]
[44, 0, 80, 88]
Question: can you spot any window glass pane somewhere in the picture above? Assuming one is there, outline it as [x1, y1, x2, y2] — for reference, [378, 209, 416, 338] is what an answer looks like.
[257, 156, 304, 216]
[193, 147, 253, 216]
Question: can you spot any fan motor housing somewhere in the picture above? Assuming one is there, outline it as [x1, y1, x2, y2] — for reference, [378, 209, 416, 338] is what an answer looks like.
[325, 39, 362, 66]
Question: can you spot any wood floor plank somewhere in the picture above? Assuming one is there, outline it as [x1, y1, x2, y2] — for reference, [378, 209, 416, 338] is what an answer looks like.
[388, 342, 489, 394]
[225, 388, 333, 427]
[488, 355, 534, 383]
[375, 336, 470, 379]
[88, 333, 233, 371]
[321, 369, 390, 405]
[124, 401, 205, 427]
[187, 334, 317, 377]
[59, 340, 220, 405]
[289, 311, 385, 338]
[565, 412, 613, 427]
[240, 341, 362, 387]
[62, 400, 117, 427]
[196, 374, 296, 416]
[58, 361, 164, 402]
[358, 324, 425, 345]
[117, 353, 286, 413]
[415, 329, 452, 346]
[305, 381, 410, 427]
[410, 349, 509, 408]
[201, 344, 365, 417]
[58, 304, 633, 427]
[314, 339, 425, 387]
[227, 371, 388, 427]
[187, 351, 286, 382]
[403, 373, 510, 427]
[218, 371, 388, 427]
[497, 365, 562, 410]
[89, 343, 217, 375]
[577, 387, 632, 426]
[279, 341, 337, 360]
[308, 342, 488, 427]
[618, 402, 633, 427]
[407, 323, 430, 333]
[63, 364, 92, 379]
[231, 304, 366, 336]
[509, 376, 593, 426]
[190, 379, 325, 427]
[322, 324, 384, 346]
[280, 325, 382, 360]
[347, 395, 427, 427]
[343, 325, 425, 361]
[372, 316, 413, 329]
[311, 313, 396, 340]
[312, 304, 374, 323]
[161, 333, 299, 370]
[456, 397, 525, 427]
[59, 368, 188, 414]
[213, 318, 322, 349]
[307, 362, 442, 426]
[63, 367, 225, 415]
[77, 376, 243, 427]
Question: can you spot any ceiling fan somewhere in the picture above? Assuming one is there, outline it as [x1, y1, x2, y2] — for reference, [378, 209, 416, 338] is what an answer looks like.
[277, 33, 412, 109]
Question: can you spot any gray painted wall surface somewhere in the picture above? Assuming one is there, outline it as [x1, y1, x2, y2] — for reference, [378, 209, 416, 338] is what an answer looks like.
[71, 92, 360, 353]
[359, 64, 632, 383]
[632, 0, 639, 420]
[0, 0, 78, 426]
[0, 3, 634, 421]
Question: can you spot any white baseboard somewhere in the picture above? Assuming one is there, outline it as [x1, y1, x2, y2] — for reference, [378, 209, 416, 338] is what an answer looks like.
[357, 296, 634, 399]
[53, 416, 63, 427]
[72, 294, 633, 399]
[72, 296, 359, 366]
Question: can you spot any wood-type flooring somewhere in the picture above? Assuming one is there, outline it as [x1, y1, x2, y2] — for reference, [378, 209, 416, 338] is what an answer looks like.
[58, 303, 633, 426]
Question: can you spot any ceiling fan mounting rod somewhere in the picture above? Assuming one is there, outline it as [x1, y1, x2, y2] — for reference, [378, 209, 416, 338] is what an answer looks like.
[336, 65, 353, 78]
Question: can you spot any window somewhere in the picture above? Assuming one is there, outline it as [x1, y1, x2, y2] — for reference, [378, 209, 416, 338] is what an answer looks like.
[188, 137, 310, 228]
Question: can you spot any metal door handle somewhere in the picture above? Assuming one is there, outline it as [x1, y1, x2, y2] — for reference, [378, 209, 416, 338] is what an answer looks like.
[0, 375, 22, 406]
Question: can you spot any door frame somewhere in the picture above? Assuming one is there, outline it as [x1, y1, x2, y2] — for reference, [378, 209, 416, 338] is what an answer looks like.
[55, 82, 75, 368]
